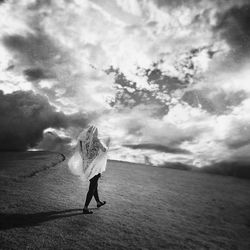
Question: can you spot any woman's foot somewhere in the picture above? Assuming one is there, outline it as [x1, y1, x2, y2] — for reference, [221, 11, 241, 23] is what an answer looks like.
[83, 208, 93, 214]
[97, 201, 106, 208]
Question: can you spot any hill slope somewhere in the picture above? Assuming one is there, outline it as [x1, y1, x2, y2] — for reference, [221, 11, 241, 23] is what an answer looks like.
[0, 154, 250, 249]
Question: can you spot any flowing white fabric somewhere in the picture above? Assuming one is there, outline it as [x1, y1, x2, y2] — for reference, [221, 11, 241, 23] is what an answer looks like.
[68, 125, 110, 181]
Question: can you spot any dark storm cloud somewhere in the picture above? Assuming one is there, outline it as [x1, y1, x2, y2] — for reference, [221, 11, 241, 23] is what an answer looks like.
[123, 143, 191, 154]
[110, 68, 187, 118]
[215, 4, 250, 61]
[182, 90, 247, 114]
[27, 0, 52, 10]
[155, 0, 249, 9]
[110, 71, 169, 117]
[2, 33, 59, 66]
[23, 68, 48, 81]
[0, 90, 89, 151]
[147, 68, 187, 92]
[227, 139, 250, 149]
[224, 123, 250, 150]
[154, 0, 200, 8]
[2, 31, 76, 108]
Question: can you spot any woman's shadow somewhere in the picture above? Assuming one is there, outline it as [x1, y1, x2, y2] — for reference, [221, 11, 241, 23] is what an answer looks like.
[0, 209, 84, 230]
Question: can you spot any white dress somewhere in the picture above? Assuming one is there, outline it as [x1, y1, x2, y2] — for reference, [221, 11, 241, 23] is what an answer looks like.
[68, 126, 110, 181]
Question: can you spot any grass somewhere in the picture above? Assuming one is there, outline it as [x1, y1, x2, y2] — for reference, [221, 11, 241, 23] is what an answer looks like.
[0, 153, 250, 249]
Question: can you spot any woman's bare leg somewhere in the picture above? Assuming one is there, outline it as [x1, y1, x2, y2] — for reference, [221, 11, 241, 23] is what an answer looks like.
[93, 182, 100, 203]
[84, 175, 98, 209]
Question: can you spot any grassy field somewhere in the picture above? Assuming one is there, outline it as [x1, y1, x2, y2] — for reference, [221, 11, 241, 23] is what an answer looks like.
[0, 153, 250, 249]
[0, 151, 65, 178]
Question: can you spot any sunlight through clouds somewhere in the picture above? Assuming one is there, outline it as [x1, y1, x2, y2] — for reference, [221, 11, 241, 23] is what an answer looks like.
[1, 0, 250, 167]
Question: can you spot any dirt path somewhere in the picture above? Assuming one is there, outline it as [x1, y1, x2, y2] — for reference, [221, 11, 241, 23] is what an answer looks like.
[0, 157, 250, 249]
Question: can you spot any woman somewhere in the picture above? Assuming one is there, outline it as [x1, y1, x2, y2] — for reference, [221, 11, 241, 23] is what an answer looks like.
[77, 125, 110, 214]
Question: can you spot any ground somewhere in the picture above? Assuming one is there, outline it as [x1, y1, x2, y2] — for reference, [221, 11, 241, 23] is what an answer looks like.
[0, 152, 250, 250]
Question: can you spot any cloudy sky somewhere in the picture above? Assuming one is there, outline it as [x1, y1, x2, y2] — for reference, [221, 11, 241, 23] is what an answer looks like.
[0, 0, 250, 167]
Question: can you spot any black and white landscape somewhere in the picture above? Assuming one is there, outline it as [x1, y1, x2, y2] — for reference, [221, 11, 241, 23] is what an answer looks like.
[0, 0, 250, 249]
